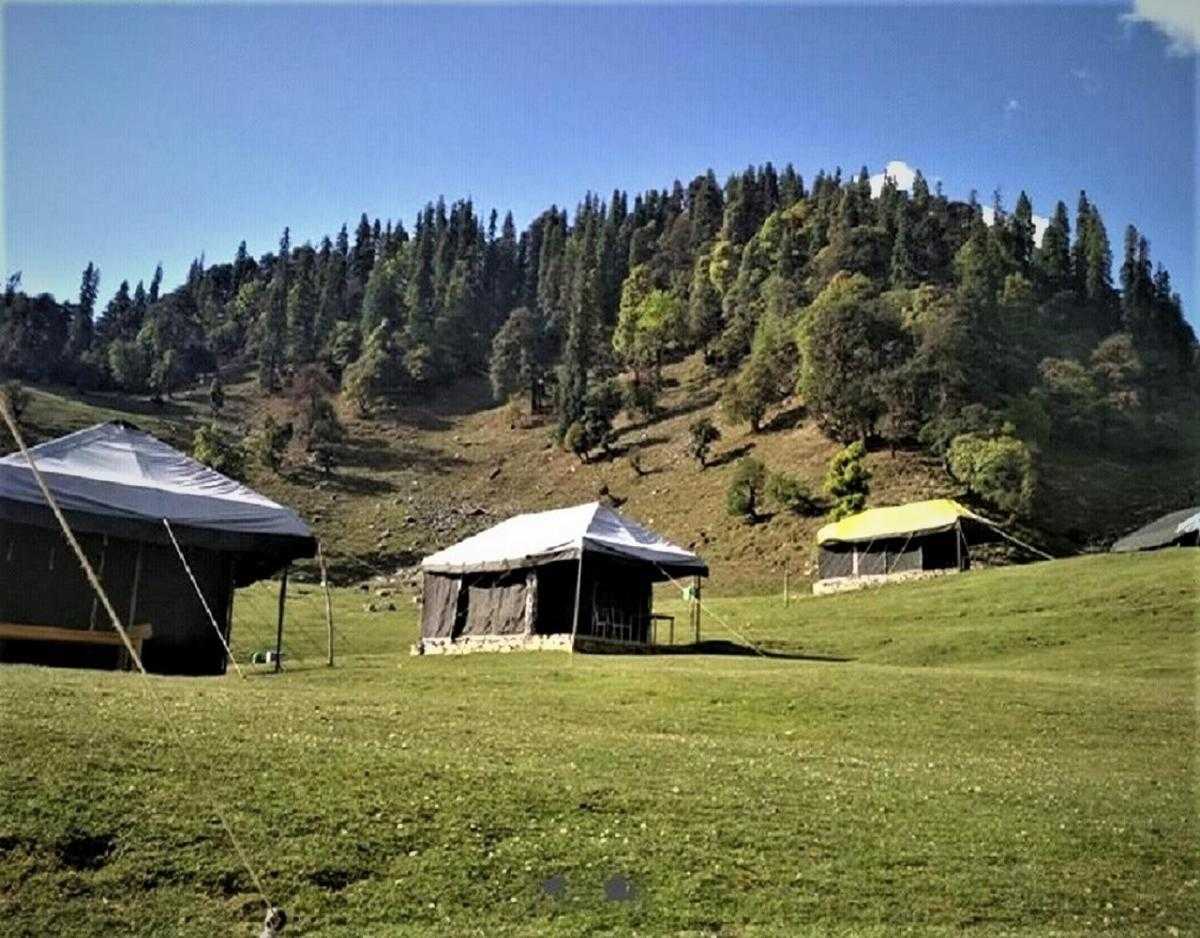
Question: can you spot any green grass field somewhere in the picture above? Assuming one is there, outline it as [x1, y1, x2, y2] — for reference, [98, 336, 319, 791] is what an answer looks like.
[1, 550, 1197, 936]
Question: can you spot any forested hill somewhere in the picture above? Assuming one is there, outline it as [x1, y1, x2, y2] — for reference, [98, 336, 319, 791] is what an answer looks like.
[1, 163, 1197, 555]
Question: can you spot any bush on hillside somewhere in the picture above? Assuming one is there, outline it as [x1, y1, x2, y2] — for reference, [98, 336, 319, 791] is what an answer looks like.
[824, 440, 871, 521]
[947, 432, 1036, 518]
[687, 417, 721, 468]
[192, 423, 245, 480]
[726, 456, 766, 521]
[765, 471, 819, 515]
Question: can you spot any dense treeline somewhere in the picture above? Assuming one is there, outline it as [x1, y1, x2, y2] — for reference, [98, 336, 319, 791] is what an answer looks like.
[1, 162, 1195, 513]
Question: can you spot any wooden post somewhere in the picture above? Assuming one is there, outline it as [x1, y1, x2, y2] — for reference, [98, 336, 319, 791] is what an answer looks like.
[224, 565, 236, 671]
[569, 552, 585, 650]
[274, 564, 289, 673]
[783, 567, 789, 607]
[89, 536, 109, 630]
[317, 544, 334, 667]
[123, 542, 144, 671]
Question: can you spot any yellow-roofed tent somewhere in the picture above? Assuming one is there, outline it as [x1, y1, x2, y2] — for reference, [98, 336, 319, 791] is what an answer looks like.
[815, 498, 1000, 584]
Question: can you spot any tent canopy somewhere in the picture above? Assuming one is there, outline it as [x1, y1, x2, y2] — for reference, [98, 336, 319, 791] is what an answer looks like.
[817, 498, 993, 546]
[1111, 507, 1200, 552]
[0, 421, 315, 573]
[421, 501, 707, 577]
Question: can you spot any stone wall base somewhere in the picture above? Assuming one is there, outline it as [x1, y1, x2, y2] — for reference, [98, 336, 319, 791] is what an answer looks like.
[411, 633, 660, 656]
[411, 634, 574, 656]
[812, 568, 960, 596]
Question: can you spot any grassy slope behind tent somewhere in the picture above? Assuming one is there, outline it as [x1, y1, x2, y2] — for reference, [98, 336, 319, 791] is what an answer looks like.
[9, 355, 1200, 594]
[1, 550, 1195, 936]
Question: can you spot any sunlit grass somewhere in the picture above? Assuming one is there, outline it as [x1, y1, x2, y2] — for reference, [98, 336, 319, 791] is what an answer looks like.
[1, 551, 1196, 935]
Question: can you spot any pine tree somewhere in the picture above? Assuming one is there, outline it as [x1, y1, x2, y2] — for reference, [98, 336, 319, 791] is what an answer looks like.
[287, 260, 319, 365]
[68, 262, 100, 360]
[889, 211, 918, 288]
[1037, 201, 1072, 292]
[1009, 191, 1035, 272]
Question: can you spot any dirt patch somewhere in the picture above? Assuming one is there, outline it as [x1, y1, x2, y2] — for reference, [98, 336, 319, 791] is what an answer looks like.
[306, 866, 369, 892]
[54, 831, 115, 871]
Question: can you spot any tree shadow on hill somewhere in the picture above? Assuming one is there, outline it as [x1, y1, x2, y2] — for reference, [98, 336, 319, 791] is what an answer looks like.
[618, 390, 720, 437]
[77, 390, 194, 420]
[762, 404, 807, 433]
[336, 435, 467, 476]
[384, 375, 497, 430]
[286, 464, 396, 496]
[654, 639, 854, 662]
[706, 443, 756, 468]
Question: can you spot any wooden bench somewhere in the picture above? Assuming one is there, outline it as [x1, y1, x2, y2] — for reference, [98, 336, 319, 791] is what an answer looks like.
[0, 622, 153, 669]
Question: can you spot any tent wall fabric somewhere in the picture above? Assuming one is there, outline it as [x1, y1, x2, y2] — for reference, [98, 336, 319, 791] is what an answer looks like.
[1111, 507, 1200, 552]
[417, 504, 703, 654]
[0, 422, 315, 675]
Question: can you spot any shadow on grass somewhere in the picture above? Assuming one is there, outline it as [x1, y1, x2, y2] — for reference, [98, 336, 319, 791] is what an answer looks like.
[592, 639, 855, 662]
[707, 443, 756, 468]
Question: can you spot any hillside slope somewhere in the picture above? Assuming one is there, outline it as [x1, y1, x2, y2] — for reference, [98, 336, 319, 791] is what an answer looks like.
[7, 357, 1197, 593]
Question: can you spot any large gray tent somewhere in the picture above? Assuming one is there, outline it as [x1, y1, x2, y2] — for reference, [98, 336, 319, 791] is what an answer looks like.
[417, 502, 706, 653]
[0, 421, 316, 674]
[1111, 507, 1200, 553]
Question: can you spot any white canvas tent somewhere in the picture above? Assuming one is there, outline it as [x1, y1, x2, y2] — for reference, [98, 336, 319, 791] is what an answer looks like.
[0, 421, 315, 674]
[418, 502, 706, 654]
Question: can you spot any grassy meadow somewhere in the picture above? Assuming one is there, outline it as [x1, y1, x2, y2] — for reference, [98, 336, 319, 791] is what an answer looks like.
[1, 549, 1196, 936]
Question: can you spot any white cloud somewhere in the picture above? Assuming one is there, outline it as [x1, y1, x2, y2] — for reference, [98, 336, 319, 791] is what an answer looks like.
[869, 160, 918, 198]
[1122, 0, 1200, 55]
[981, 205, 1051, 245]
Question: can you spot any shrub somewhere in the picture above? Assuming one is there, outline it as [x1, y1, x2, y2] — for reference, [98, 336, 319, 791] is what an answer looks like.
[563, 421, 589, 462]
[192, 424, 246, 479]
[687, 417, 721, 468]
[824, 441, 871, 521]
[0, 380, 29, 421]
[622, 379, 659, 420]
[765, 471, 818, 515]
[726, 456, 766, 521]
[250, 415, 292, 472]
[947, 433, 1035, 518]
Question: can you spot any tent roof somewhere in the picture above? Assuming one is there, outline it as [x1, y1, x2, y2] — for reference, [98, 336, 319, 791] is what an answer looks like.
[1111, 507, 1200, 552]
[817, 498, 988, 546]
[421, 502, 707, 576]
[0, 422, 314, 559]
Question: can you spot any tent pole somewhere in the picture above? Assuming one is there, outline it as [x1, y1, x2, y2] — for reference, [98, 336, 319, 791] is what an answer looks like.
[569, 551, 585, 650]
[693, 575, 701, 644]
[274, 564, 289, 673]
[956, 521, 963, 570]
[318, 544, 334, 668]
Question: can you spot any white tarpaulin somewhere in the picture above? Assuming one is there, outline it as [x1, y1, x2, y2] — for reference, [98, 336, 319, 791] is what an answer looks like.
[421, 501, 706, 575]
[0, 421, 312, 540]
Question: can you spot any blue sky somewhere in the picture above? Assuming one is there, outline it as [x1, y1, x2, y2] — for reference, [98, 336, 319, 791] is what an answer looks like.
[4, 2, 1197, 324]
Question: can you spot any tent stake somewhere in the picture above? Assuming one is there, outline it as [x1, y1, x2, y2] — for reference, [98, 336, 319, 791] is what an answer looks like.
[274, 565, 289, 673]
[318, 545, 334, 668]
